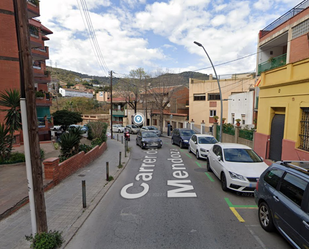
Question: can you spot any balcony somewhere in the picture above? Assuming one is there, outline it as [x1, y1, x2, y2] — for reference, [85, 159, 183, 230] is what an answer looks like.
[32, 46, 49, 60]
[27, 0, 40, 18]
[36, 92, 52, 107]
[259, 0, 309, 39]
[111, 110, 126, 117]
[258, 54, 287, 75]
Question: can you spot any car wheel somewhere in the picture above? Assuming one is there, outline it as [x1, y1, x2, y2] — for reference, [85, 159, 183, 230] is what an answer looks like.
[221, 173, 228, 192]
[196, 150, 200, 159]
[206, 159, 212, 172]
[180, 141, 183, 148]
[118, 129, 121, 133]
[171, 138, 175, 145]
[258, 202, 275, 232]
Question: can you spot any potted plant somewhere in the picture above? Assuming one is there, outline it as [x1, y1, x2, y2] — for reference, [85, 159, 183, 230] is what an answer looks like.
[222, 118, 226, 124]
[235, 119, 241, 127]
[35, 91, 44, 99]
[213, 115, 219, 123]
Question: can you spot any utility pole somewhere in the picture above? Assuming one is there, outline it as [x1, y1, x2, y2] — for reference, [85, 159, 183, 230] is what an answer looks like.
[110, 71, 113, 139]
[13, 0, 47, 233]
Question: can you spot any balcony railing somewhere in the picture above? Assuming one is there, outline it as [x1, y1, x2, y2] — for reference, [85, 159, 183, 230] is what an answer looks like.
[27, 0, 39, 6]
[260, 0, 309, 38]
[29, 25, 39, 37]
[258, 53, 287, 75]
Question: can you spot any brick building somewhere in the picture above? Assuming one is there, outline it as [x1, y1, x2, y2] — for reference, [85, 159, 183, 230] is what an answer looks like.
[0, 0, 53, 143]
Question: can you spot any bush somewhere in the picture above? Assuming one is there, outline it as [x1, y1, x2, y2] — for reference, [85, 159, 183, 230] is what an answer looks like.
[91, 137, 103, 147]
[87, 122, 107, 142]
[25, 230, 64, 249]
[79, 144, 92, 153]
[0, 152, 25, 164]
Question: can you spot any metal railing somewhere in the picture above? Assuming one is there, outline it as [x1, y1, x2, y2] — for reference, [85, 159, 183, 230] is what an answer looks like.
[260, 0, 309, 38]
[258, 53, 287, 74]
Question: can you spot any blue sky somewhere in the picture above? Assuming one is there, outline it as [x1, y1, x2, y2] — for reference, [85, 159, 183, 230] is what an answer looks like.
[39, 0, 302, 77]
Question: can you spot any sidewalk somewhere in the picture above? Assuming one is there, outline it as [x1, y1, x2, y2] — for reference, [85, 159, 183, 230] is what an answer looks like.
[0, 137, 130, 249]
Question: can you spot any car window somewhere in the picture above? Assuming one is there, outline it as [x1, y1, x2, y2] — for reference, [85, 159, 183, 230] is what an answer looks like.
[180, 130, 194, 136]
[213, 145, 222, 158]
[142, 132, 157, 138]
[264, 168, 284, 188]
[198, 137, 218, 144]
[223, 148, 263, 162]
[279, 173, 307, 207]
[192, 135, 196, 142]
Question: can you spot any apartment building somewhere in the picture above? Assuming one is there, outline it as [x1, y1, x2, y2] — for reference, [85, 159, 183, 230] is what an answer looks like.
[0, 0, 53, 142]
[254, 0, 309, 161]
[189, 74, 255, 131]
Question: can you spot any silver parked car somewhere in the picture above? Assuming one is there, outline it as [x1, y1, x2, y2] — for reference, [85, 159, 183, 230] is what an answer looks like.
[140, 126, 161, 136]
[126, 124, 140, 134]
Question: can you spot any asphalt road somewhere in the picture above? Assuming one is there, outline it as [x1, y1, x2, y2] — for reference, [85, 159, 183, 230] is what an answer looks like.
[66, 136, 292, 249]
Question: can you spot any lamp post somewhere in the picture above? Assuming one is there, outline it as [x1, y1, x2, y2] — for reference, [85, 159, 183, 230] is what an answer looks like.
[194, 41, 223, 142]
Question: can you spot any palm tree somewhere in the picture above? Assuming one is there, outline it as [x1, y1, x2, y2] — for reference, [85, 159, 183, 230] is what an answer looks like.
[0, 89, 21, 155]
[0, 123, 12, 162]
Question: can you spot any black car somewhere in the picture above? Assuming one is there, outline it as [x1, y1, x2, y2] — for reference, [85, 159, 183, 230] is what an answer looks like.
[136, 131, 162, 149]
[254, 161, 309, 248]
[171, 128, 195, 148]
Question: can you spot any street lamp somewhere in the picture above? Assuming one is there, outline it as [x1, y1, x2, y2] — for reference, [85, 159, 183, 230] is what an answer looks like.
[194, 41, 223, 142]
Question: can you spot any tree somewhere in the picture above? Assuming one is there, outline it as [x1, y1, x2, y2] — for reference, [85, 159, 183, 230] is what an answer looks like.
[0, 123, 13, 161]
[147, 70, 186, 132]
[115, 68, 149, 114]
[52, 110, 83, 130]
[0, 89, 22, 155]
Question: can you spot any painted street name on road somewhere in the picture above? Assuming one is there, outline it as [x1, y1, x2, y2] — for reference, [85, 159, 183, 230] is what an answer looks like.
[167, 149, 197, 198]
[120, 149, 157, 199]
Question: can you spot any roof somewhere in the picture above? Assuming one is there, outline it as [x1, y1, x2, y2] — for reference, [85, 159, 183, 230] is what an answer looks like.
[194, 134, 215, 138]
[216, 143, 251, 149]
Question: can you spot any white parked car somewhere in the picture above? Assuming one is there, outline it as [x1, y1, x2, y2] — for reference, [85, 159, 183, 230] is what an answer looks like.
[112, 124, 125, 133]
[188, 134, 218, 160]
[207, 143, 268, 193]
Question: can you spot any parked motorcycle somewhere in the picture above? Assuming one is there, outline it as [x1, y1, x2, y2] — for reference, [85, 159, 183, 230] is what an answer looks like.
[124, 131, 130, 141]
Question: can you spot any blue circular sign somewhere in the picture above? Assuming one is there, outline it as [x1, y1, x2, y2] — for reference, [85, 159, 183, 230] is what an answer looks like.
[133, 113, 144, 125]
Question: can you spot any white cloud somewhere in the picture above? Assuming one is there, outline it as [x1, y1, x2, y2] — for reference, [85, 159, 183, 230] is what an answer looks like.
[39, 0, 302, 76]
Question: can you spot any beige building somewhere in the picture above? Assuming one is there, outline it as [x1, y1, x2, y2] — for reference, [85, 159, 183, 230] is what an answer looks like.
[189, 74, 255, 130]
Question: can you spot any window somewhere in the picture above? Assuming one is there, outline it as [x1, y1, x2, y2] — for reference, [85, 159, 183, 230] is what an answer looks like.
[194, 94, 206, 101]
[264, 168, 284, 188]
[210, 110, 217, 117]
[208, 93, 220, 100]
[280, 173, 307, 206]
[299, 108, 309, 151]
[153, 119, 157, 125]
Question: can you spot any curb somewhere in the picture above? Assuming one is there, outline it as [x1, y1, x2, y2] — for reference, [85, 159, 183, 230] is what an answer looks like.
[59, 148, 131, 248]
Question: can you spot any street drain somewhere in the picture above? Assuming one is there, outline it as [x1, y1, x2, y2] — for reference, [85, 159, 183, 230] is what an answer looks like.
[78, 174, 85, 177]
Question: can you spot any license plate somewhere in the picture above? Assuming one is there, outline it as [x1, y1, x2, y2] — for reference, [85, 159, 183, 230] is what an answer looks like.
[151, 142, 158, 146]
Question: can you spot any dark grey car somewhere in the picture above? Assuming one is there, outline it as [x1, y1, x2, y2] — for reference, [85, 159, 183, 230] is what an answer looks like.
[136, 131, 162, 149]
[171, 128, 195, 148]
[254, 161, 309, 248]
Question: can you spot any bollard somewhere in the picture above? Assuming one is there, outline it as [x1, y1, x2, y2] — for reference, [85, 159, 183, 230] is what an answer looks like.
[125, 140, 128, 157]
[106, 162, 109, 181]
[117, 133, 119, 141]
[119, 152, 122, 166]
[82, 180, 86, 208]
[121, 136, 123, 144]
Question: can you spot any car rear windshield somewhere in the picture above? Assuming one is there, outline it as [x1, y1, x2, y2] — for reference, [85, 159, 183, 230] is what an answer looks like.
[198, 137, 218, 144]
[142, 132, 158, 138]
[180, 130, 194, 136]
[223, 148, 263, 162]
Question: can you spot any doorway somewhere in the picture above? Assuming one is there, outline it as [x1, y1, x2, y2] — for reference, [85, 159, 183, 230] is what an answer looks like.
[269, 114, 285, 161]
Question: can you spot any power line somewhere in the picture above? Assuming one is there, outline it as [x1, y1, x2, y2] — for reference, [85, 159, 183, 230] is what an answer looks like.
[77, 0, 110, 76]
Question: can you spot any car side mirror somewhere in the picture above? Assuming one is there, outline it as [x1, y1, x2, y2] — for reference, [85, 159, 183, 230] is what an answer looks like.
[217, 155, 221, 161]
